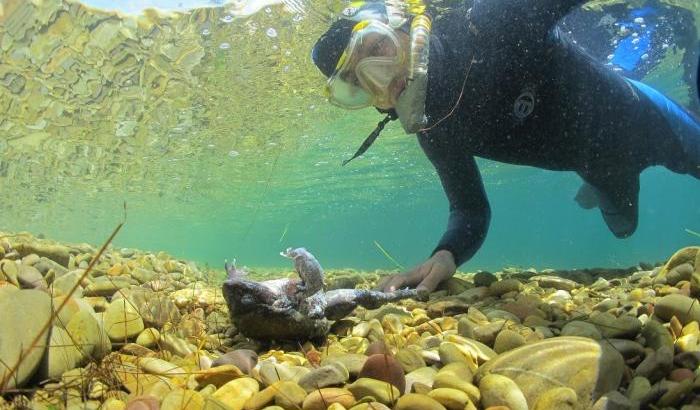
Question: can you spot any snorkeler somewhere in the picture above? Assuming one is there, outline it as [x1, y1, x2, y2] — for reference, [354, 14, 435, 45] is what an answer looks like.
[311, 0, 700, 293]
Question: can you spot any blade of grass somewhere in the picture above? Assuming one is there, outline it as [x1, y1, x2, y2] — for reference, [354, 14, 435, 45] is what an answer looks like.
[373, 240, 404, 271]
[685, 228, 700, 238]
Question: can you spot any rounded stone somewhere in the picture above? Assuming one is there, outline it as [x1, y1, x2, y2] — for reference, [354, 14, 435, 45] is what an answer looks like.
[479, 374, 528, 410]
[212, 377, 259, 409]
[473, 271, 497, 287]
[654, 294, 700, 325]
[104, 299, 145, 341]
[358, 354, 406, 394]
[161, 389, 204, 410]
[668, 368, 695, 382]
[428, 388, 473, 410]
[125, 395, 159, 410]
[321, 353, 367, 377]
[493, 329, 526, 353]
[532, 387, 577, 410]
[0, 289, 52, 388]
[395, 349, 426, 373]
[302, 388, 356, 410]
[346, 378, 400, 406]
[39, 326, 82, 379]
[135, 328, 160, 348]
[587, 313, 641, 339]
[298, 363, 350, 392]
[489, 279, 523, 296]
[561, 321, 602, 340]
[394, 393, 446, 410]
[212, 349, 258, 375]
[475, 337, 624, 409]
[634, 345, 673, 382]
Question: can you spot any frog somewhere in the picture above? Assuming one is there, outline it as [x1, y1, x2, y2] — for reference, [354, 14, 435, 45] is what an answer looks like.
[222, 247, 418, 340]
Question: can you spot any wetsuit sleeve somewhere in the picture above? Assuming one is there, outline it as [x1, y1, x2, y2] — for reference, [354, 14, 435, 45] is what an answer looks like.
[418, 132, 491, 267]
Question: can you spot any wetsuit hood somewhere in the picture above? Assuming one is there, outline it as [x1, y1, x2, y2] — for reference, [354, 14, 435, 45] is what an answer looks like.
[311, 19, 356, 78]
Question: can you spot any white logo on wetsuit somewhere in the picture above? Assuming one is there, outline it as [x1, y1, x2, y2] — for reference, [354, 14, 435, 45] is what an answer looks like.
[513, 91, 535, 119]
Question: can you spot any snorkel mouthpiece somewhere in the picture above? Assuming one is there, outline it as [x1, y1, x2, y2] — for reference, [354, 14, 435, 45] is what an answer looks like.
[342, 111, 398, 166]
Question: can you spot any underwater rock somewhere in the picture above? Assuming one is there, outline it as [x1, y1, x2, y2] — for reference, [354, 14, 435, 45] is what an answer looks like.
[302, 388, 356, 410]
[0, 288, 52, 389]
[103, 298, 145, 341]
[475, 336, 624, 409]
[212, 349, 258, 374]
[654, 294, 700, 325]
[358, 353, 406, 394]
[222, 247, 418, 340]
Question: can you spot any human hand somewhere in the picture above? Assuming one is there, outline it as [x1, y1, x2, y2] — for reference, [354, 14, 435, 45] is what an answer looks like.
[376, 250, 457, 298]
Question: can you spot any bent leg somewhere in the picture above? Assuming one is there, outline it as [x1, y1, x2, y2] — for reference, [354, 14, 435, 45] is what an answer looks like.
[579, 171, 641, 238]
[626, 78, 700, 178]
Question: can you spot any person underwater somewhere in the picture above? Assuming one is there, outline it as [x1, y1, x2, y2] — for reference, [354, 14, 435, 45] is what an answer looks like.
[310, 0, 700, 294]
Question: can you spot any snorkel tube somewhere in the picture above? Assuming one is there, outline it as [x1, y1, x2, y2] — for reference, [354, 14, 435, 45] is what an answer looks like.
[395, 12, 431, 133]
[341, 0, 433, 164]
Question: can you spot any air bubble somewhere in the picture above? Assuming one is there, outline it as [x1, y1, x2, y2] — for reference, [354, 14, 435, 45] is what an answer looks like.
[219, 42, 231, 50]
[266, 27, 278, 38]
[265, 7, 272, 13]
[228, 150, 240, 158]
[221, 15, 234, 23]
[607, 54, 614, 60]
[641, 53, 649, 60]
[201, 28, 211, 36]
[633, 17, 644, 24]
[632, 38, 640, 45]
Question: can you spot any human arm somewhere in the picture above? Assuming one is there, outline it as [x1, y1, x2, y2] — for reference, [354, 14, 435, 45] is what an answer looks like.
[377, 132, 490, 293]
[472, 0, 593, 48]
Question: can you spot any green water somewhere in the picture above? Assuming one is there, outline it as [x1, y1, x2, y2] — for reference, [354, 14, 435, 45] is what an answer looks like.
[0, 0, 698, 273]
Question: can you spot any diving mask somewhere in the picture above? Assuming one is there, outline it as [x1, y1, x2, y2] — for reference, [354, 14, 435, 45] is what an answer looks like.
[326, 20, 408, 110]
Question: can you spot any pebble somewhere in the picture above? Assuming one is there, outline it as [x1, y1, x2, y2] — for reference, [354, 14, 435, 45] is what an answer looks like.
[493, 329, 526, 353]
[298, 363, 349, 392]
[212, 378, 259, 409]
[489, 279, 523, 296]
[394, 393, 447, 410]
[17, 264, 47, 289]
[395, 348, 426, 373]
[0, 289, 52, 388]
[428, 388, 475, 410]
[532, 387, 577, 410]
[301, 388, 356, 410]
[588, 312, 642, 339]
[479, 374, 528, 410]
[635, 345, 673, 382]
[103, 298, 145, 341]
[561, 320, 602, 339]
[654, 294, 700, 325]
[358, 354, 405, 394]
[473, 271, 497, 287]
[346, 378, 400, 406]
[212, 349, 258, 374]
[476, 337, 623, 408]
[161, 389, 204, 410]
[531, 275, 579, 291]
[135, 328, 160, 348]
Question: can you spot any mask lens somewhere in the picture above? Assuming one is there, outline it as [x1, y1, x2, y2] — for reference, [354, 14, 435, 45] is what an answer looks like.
[326, 21, 406, 109]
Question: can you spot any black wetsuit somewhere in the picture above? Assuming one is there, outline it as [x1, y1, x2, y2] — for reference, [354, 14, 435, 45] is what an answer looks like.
[421, 0, 700, 266]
